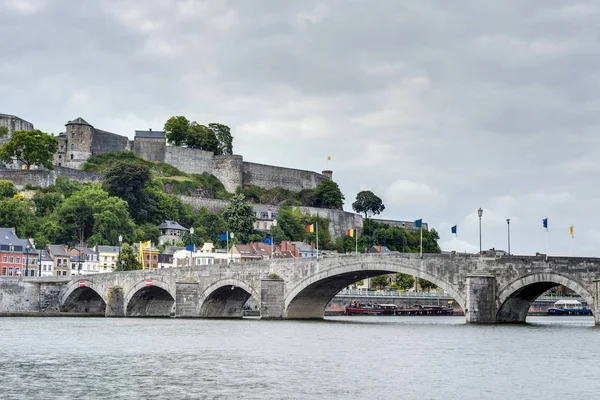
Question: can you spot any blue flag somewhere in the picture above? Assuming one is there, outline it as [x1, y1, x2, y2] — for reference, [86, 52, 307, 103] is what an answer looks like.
[451, 225, 457, 234]
[219, 232, 228, 241]
[263, 238, 273, 245]
[185, 244, 195, 252]
[543, 218, 548, 229]
[415, 219, 422, 228]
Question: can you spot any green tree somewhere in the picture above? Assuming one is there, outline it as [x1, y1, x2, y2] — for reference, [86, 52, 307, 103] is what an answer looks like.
[314, 180, 345, 210]
[104, 161, 154, 223]
[394, 273, 415, 291]
[352, 190, 385, 218]
[273, 205, 305, 243]
[192, 207, 226, 244]
[119, 242, 141, 271]
[208, 123, 233, 155]
[0, 127, 8, 138]
[32, 191, 63, 217]
[0, 180, 17, 198]
[186, 123, 219, 153]
[0, 129, 58, 170]
[221, 193, 256, 240]
[418, 278, 438, 292]
[371, 275, 390, 289]
[164, 116, 190, 146]
[0, 198, 38, 238]
[87, 197, 136, 246]
[135, 223, 161, 244]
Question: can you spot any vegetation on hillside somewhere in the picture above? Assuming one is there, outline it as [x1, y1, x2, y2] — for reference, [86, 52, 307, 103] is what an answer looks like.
[164, 116, 233, 155]
[82, 151, 230, 199]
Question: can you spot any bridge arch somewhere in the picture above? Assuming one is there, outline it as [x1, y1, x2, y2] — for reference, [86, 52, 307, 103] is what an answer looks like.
[199, 279, 259, 318]
[284, 259, 465, 319]
[496, 272, 596, 323]
[60, 279, 107, 314]
[124, 279, 176, 317]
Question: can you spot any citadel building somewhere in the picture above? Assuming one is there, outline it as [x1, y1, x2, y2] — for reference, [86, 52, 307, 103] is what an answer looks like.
[0, 114, 34, 145]
[55, 117, 332, 193]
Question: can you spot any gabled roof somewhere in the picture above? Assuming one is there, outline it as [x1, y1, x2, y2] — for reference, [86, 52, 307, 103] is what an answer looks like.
[96, 245, 121, 253]
[233, 244, 261, 257]
[162, 246, 185, 255]
[66, 117, 92, 127]
[135, 130, 166, 139]
[73, 247, 98, 256]
[47, 244, 70, 257]
[158, 220, 189, 231]
[0, 228, 36, 253]
[40, 250, 53, 262]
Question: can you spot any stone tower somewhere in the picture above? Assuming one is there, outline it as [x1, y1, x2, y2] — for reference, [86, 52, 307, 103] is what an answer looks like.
[63, 117, 94, 169]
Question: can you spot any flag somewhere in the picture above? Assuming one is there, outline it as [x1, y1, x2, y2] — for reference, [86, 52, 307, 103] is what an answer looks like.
[451, 225, 457, 235]
[327, 156, 331, 161]
[219, 232, 228, 241]
[306, 224, 314, 233]
[185, 244, 195, 252]
[347, 229, 355, 237]
[141, 240, 151, 249]
[415, 219, 422, 228]
[543, 218, 548, 229]
[263, 238, 272, 245]
[570, 225, 574, 237]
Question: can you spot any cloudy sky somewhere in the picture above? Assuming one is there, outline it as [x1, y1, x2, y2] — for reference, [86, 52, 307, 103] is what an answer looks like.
[1, 1, 599, 256]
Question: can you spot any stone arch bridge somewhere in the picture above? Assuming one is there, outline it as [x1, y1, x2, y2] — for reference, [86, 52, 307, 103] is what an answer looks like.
[8, 253, 600, 324]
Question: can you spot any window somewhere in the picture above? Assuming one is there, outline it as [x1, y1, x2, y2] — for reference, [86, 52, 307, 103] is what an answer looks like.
[70, 154, 74, 160]
[1, 267, 5, 275]
[70, 144, 74, 150]
[2, 256, 6, 262]
[16, 257, 20, 263]
[58, 155, 62, 159]
[58, 162, 61, 166]
[260, 212, 269, 219]
[71, 132, 75, 138]
[9, 257, 13, 263]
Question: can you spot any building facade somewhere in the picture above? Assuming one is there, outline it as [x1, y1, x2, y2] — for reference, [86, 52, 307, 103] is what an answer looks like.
[0, 114, 34, 146]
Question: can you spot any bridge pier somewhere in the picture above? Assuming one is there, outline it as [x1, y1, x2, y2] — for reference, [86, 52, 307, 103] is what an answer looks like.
[594, 280, 600, 325]
[175, 282, 200, 318]
[260, 278, 284, 319]
[105, 287, 125, 317]
[466, 274, 497, 324]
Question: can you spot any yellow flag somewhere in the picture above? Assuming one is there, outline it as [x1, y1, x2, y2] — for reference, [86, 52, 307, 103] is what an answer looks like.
[569, 225, 574, 237]
[327, 155, 331, 161]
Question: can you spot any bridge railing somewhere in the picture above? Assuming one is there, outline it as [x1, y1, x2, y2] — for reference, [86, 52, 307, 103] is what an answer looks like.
[337, 288, 453, 298]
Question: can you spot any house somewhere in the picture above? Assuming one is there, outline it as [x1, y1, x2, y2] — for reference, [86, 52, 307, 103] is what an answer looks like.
[253, 205, 278, 232]
[158, 220, 189, 245]
[230, 244, 261, 262]
[69, 247, 100, 275]
[251, 242, 273, 259]
[278, 241, 299, 258]
[0, 228, 38, 276]
[158, 246, 184, 268]
[134, 242, 160, 270]
[291, 241, 315, 258]
[47, 244, 70, 276]
[367, 246, 395, 254]
[95, 245, 121, 272]
[39, 250, 54, 277]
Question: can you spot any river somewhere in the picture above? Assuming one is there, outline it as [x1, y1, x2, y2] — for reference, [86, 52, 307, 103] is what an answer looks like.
[0, 316, 598, 399]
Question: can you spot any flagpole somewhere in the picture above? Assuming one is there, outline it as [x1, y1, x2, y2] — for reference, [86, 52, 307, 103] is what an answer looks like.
[420, 226, 423, 258]
[227, 232, 230, 264]
[355, 228, 358, 254]
[545, 227, 548, 261]
[316, 221, 319, 260]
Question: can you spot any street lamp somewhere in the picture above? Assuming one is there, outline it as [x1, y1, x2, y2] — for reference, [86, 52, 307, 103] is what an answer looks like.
[477, 208, 483, 256]
[25, 245, 30, 277]
[189, 227, 195, 267]
[78, 247, 82, 275]
[118, 235, 123, 271]
[506, 219, 511, 255]
[36, 241, 42, 277]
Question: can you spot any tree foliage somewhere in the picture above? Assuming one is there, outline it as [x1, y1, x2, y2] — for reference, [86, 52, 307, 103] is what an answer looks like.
[371, 275, 390, 289]
[0, 127, 8, 138]
[119, 243, 141, 271]
[394, 273, 415, 291]
[0, 180, 17, 198]
[314, 180, 345, 210]
[352, 190, 385, 218]
[104, 161, 154, 223]
[187, 122, 219, 153]
[0, 129, 58, 169]
[221, 193, 256, 239]
[164, 116, 190, 147]
[208, 123, 234, 155]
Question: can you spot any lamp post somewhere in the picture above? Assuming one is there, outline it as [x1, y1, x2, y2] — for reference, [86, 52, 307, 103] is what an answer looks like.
[506, 219, 511, 255]
[271, 219, 277, 258]
[78, 247, 82, 275]
[118, 235, 123, 271]
[25, 245, 30, 277]
[37, 241, 42, 277]
[477, 208, 483, 256]
[189, 227, 194, 267]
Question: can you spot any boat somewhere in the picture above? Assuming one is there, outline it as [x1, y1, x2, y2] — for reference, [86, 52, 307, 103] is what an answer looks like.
[395, 304, 454, 316]
[344, 301, 382, 316]
[547, 300, 593, 316]
[344, 302, 454, 316]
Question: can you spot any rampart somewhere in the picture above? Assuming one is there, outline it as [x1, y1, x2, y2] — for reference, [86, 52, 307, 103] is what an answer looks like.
[242, 162, 328, 191]
[91, 129, 131, 155]
[0, 167, 102, 189]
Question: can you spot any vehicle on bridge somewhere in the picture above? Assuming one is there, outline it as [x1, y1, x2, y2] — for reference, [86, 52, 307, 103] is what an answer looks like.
[547, 300, 593, 316]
